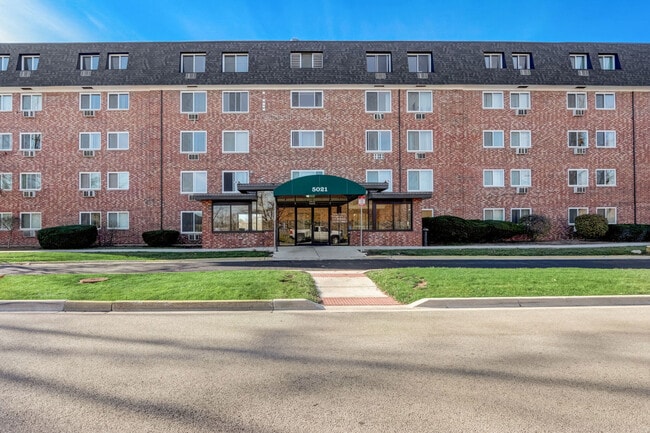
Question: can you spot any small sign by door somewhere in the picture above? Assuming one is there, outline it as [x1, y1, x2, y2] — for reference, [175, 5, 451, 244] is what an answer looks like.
[358, 195, 366, 207]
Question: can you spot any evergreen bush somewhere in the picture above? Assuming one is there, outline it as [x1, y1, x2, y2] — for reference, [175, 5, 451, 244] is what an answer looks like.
[37, 225, 98, 249]
[142, 229, 180, 247]
[574, 214, 609, 240]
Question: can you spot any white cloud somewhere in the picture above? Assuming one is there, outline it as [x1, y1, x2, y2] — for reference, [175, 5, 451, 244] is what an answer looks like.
[0, 0, 92, 42]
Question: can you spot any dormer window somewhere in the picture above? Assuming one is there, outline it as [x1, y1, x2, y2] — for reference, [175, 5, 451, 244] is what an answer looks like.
[484, 53, 504, 69]
[0, 55, 8, 71]
[598, 54, 618, 70]
[366, 53, 391, 73]
[290, 52, 323, 68]
[512, 53, 531, 70]
[20, 55, 39, 71]
[570, 54, 589, 70]
[181, 53, 206, 73]
[407, 53, 432, 73]
[108, 54, 128, 70]
[80, 54, 99, 70]
[222, 53, 248, 72]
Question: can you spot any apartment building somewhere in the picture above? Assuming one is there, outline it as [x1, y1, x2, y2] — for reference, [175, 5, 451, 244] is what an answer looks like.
[1, 41, 649, 248]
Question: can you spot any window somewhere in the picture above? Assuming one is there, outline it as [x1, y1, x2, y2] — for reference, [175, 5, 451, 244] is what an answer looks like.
[510, 169, 532, 187]
[291, 130, 323, 148]
[80, 93, 101, 111]
[181, 171, 207, 194]
[366, 130, 392, 152]
[79, 212, 101, 227]
[407, 130, 433, 152]
[512, 53, 531, 69]
[511, 208, 531, 223]
[0, 55, 8, 71]
[107, 132, 129, 150]
[108, 93, 129, 110]
[107, 172, 129, 190]
[107, 212, 129, 230]
[21, 55, 39, 71]
[408, 53, 431, 72]
[180, 91, 207, 113]
[79, 54, 99, 70]
[222, 91, 249, 113]
[366, 170, 392, 192]
[598, 54, 617, 70]
[483, 91, 504, 109]
[596, 169, 616, 186]
[510, 131, 531, 148]
[483, 169, 505, 187]
[510, 92, 531, 109]
[290, 52, 323, 68]
[484, 53, 504, 69]
[596, 131, 616, 148]
[223, 53, 248, 72]
[181, 53, 206, 73]
[291, 91, 323, 108]
[570, 54, 589, 69]
[108, 54, 128, 70]
[372, 200, 412, 230]
[567, 92, 587, 109]
[0, 213, 12, 231]
[595, 93, 615, 110]
[483, 208, 505, 221]
[596, 207, 617, 224]
[0, 133, 11, 151]
[181, 211, 203, 234]
[79, 172, 101, 190]
[0, 94, 12, 111]
[568, 131, 588, 148]
[223, 131, 250, 153]
[568, 207, 588, 225]
[483, 130, 504, 148]
[366, 91, 391, 112]
[180, 131, 207, 153]
[21, 94, 42, 111]
[407, 169, 433, 192]
[79, 132, 101, 150]
[366, 53, 391, 73]
[222, 171, 249, 193]
[20, 133, 42, 151]
[20, 212, 41, 230]
[20, 173, 41, 190]
[406, 91, 433, 112]
[213, 203, 254, 231]
[291, 170, 324, 179]
[568, 169, 588, 187]
[0, 173, 11, 190]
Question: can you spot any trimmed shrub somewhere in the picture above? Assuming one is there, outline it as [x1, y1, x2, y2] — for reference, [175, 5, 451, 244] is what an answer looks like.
[574, 214, 609, 240]
[142, 229, 179, 247]
[424, 216, 526, 244]
[37, 225, 98, 249]
[519, 214, 552, 241]
[601, 224, 650, 242]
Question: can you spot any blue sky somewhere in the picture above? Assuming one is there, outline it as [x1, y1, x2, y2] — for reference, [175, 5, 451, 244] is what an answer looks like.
[0, 0, 648, 43]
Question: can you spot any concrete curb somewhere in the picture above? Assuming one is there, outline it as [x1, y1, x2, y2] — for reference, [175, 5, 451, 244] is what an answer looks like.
[410, 295, 650, 309]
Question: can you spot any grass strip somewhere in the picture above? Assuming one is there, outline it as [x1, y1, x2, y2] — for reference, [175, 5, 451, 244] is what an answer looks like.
[0, 250, 270, 263]
[366, 267, 650, 304]
[0, 270, 318, 302]
[367, 246, 647, 256]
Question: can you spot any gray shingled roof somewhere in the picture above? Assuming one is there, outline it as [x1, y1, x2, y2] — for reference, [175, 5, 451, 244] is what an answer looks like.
[1, 41, 650, 87]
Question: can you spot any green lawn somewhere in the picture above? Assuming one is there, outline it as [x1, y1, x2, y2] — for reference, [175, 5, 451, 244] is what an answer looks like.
[367, 246, 647, 256]
[0, 270, 319, 302]
[0, 250, 270, 263]
[367, 267, 650, 304]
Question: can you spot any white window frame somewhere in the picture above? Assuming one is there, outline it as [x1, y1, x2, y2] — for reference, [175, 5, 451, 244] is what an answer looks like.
[406, 91, 433, 113]
[595, 93, 615, 110]
[595, 169, 616, 187]
[107, 93, 129, 110]
[21, 94, 42, 111]
[598, 54, 616, 70]
[107, 132, 129, 150]
[0, 56, 8, 71]
[0, 173, 12, 191]
[0, 212, 12, 231]
[407, 169, 433, 192]
[223, 131, 250, 153]
[0, 94, 12, 112]
[568, 208, 589, 225]
[511, 208, 532, 223]
[291, 130, 323, 149]
[20, 212, 41, 230]
[509, 92, 531, 109]
[107, 172, 129, 190]
[79, 132, 101, 151]
[482, 91, 504, 109]
[291, 170, 324, 179]
[484, 53, 504, 69]
[366, 53, 392, 73]
[290, 52, 323, 69]
[510, 169, 532, 187]
[512, 53, 531, 70]
[366, 169, 393, 192]
[0, 133, 11, 151]
[567, 92, 587, 110]
[180, 131, 207, 154]
[483, 130, 504, 148]
[108, 54, 128, 70]
[181, 53, 206, 73]
[407, 53, 431, 73]
[568, 169, 589, 187]
[407, 130, 433, 152]
[180, 91, 207, 114]
[222, 91, 249, 113]
[19, 172, 41, 191]
[79, 54, 99, 70]
[596, 207, 617, 224]
[510, 130, 531, 148]
[79, 212, 101, 227]
[222, 53, 248, 72]
[568, 131, 589, 148]
[19, 133, 42, 151]
[21, 55, 39, 71]
[107, 211, 129, 230]
[181, 211, 203, 234]
[222, 171, 249, 193]
[79, 172, 101, 191]
[79, 93, 101, 111]
[483, 208, 505, 221]
[483, 169, 505, 187]
[181, 171, 207, 194]
[290, 91, 323, 108]
[366, 130, 392, 153]
[570, 54, 589, 70]
[365, 91, 391, 113]
[596, 130, 616, 148]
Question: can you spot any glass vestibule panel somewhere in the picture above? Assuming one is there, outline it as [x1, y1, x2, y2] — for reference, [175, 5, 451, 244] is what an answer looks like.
[295, 208, 312, 244]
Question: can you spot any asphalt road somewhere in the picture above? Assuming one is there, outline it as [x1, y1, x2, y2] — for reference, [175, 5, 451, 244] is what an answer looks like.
[0, 308, 648, 433]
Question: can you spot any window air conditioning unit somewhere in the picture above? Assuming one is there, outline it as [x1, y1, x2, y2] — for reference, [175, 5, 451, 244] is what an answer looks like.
[188, 233, 201, 241]
[185, 72, 197, 79]
[82, 190, 96, 198]
[573, 186, 587, 194]
[83, 110, 96, 117]
[573, 109, 585, 116]
[519, 69, 531, 76]
[19, 71, 31, 78]
[415, 153, 426, 159]
[22, 150, 36, 157]
[516, 147, 529, 155]
[23, 110, 35, 118]
[415, 113, 426, 120]
[188, 113, 199, 121]
[23, 230, 36, 238]
[516, 187, 529, 194]
[82, 150, 96, 157]
[80, 70, 92, 77]
[373, 113, 384, 120]
[515, 109, 529, 116]
[417, 72, 429, 79]
[573, 147, 587, 155]
[373, 153, 385, 160]
[577, 70, 589, 76]
[23, 191, 36, 198]
[188, 153, 200, 160]
[374, 73, 386, 79]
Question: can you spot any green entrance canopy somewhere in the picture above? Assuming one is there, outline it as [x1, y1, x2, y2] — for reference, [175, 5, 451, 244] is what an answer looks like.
[274, 175, 366, 197]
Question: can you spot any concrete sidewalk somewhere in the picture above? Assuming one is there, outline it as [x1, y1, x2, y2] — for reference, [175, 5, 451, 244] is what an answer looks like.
[308, 270, 401, 307]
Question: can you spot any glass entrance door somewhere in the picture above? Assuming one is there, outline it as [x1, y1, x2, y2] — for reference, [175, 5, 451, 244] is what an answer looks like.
[278, 205, 348, 246]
